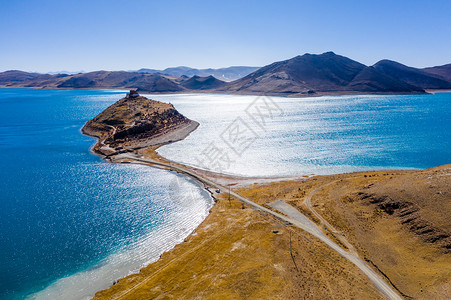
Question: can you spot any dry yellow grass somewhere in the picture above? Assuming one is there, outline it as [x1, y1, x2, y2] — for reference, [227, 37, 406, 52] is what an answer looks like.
[265, 166, 451, 299]
[94, 193, 383, 299]
[94, 146, 450, 299]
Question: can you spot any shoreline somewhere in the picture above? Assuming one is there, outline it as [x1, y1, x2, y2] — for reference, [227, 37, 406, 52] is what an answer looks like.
[80, 112, 313, 297]
[79, 94, 449, 299]
[425, 89, 451, 93]
[92, 156, 450, 299]
[84, 124, 404, 299]
[32, 109, 216, 299]
[30, 165, 216, 300]
[0, 86, 441, 98]
[2, 86, 447, 299]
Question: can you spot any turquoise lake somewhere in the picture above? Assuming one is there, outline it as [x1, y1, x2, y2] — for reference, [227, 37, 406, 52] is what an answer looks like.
[0, 89, 213, 300]
[0, 89, 450, 299]
[156, 93, 451, 176]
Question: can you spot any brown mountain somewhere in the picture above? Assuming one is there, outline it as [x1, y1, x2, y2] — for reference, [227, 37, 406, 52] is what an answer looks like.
[219, 52, 429, 95]
[347, 66, 424, 93]
[0, 70, 70, 88]
[373, 60, 451, 89]
[423, 63, 451, 83]
[0, 70, 41, 84]
[0, 70, 186, 93]
[56, 71, 185, 92]
[180, 75, 227, 90]
[219, 52, 367, 94]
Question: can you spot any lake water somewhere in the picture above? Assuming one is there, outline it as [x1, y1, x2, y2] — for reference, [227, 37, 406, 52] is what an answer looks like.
[1, 89, 450, 300]
[155, 93, 451, 177]
[0, 89, 213, 300]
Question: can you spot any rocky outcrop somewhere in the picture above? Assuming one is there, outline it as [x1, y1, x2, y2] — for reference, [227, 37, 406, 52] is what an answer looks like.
[82, 94, 197, 155]
[355, 191, 450, 253]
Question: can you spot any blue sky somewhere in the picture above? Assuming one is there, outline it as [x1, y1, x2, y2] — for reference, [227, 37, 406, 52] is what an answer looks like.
[1, 0, 450, 72]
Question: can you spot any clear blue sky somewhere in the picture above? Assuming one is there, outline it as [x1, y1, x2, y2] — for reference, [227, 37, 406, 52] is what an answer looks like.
[1, 0, 450, 72]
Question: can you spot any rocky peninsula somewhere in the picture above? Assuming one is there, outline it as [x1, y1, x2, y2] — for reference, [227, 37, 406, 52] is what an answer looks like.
[82, 91, 198, 157]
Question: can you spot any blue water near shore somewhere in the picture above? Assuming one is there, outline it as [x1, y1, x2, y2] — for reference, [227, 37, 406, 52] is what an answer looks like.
[0, 89, 450, 299]
[0, 89, 213, 300]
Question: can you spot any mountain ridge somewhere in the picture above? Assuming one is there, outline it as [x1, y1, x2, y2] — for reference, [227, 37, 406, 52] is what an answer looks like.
[373, 60, 451, 89]
[135, 66, 259, 81]
[1, 52, 451, 96]
[219, 52, 451, 95]
[423, 63, 451, 82]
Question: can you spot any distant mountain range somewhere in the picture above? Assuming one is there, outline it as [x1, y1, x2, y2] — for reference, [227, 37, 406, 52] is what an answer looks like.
[1, 52, 450, 96]
[134, 66, 259, 81]
[180, 75, 227, 90]
[217, 52, 451, 95]
[0, 70, 186, 92]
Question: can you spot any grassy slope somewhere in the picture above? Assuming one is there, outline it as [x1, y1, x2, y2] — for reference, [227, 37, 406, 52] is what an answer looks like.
[277, 165, 451, 299]
[95, 165, 450, 299]
[94, 193, 382, 299]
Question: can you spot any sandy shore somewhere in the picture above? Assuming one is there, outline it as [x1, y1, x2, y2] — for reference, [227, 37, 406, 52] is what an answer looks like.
[425, 89, 451, 93]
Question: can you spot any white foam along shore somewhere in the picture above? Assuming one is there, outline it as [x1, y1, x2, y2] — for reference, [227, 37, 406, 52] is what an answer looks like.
[24, 94, 220, 300]
[29, 167, 213, 300]
[31, 109, 213, 300]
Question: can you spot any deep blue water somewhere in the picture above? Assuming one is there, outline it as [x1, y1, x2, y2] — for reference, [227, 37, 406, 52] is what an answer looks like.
[0, 89, 213, 300]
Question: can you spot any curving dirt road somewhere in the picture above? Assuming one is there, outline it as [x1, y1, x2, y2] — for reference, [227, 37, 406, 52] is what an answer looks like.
[303, 181, 357, 254]
[115, 153, 402, 300]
